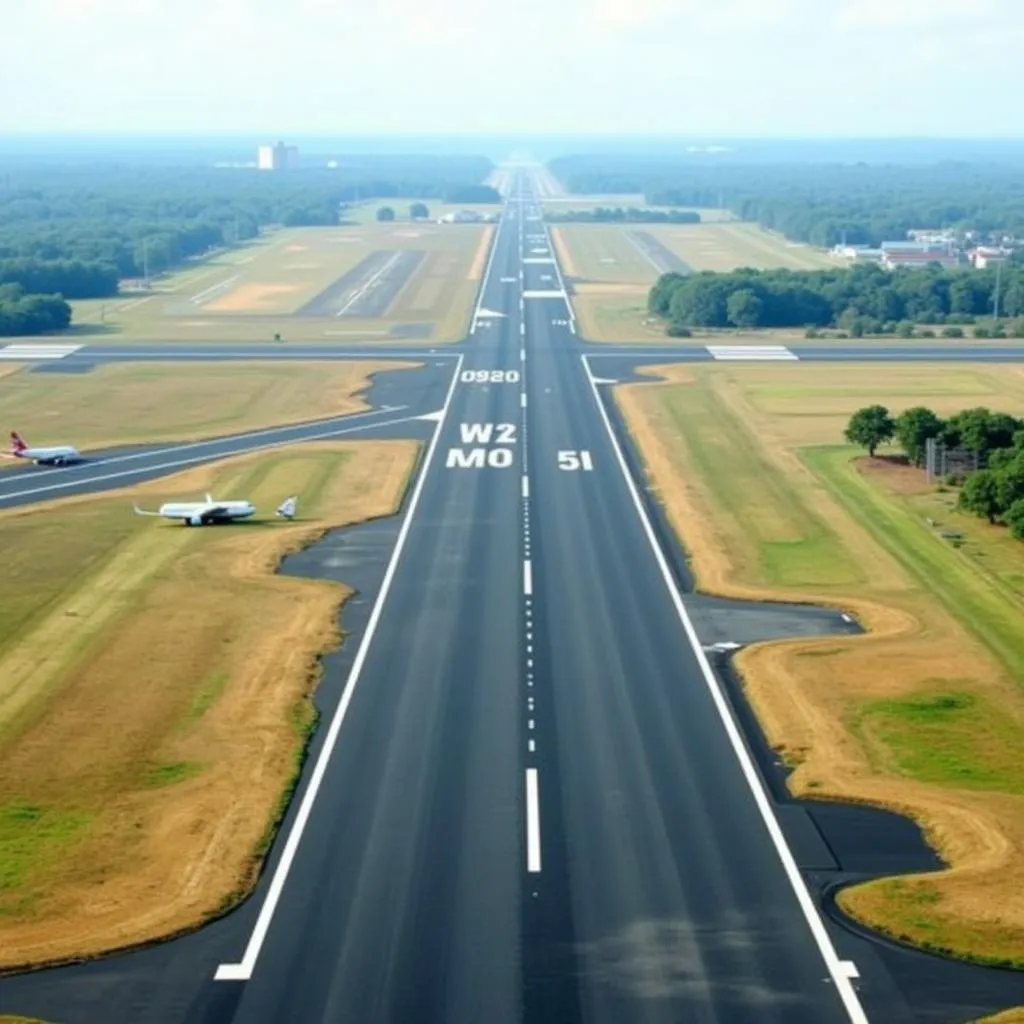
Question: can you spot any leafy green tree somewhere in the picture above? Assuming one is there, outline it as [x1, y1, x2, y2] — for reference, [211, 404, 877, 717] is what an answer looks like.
[1006, 499, 1024, 540]
[844, 405, 895, 456]
[376, 206, 396, 222]
[958, 469, 1003, 524]
[726, 288, 763, 328]
[409, 202, 430, 220]
[894, 406, 944, 466]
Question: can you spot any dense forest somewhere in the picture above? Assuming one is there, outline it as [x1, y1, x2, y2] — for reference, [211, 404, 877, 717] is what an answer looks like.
[548, 155, 1024, 247]
[0, 285, 71, 335]
[844, 404, 1024, 539]
[545, 207, 700, 224]
[0, 154, 492, 334]
[649, 262, 1024, 336]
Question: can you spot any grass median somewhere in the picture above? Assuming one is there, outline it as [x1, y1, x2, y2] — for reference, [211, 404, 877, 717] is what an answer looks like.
[0, 439, 418, 969]
[615, 362, 1024, 979]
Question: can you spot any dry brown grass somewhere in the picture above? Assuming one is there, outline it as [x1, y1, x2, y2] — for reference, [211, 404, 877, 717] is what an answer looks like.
[550, 227, 580, 278]
[205, 282, 306, 313]
[467, 226, 496, 280]
[615, 362, 1024, 969]
[973, 1010, 1024, 1023]
[0, 439, 418, 969]
[0, 360, 414, 450]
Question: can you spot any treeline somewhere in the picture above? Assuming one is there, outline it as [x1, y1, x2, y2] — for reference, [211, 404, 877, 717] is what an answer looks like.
[0, 284, 71, 336]
[648, 263, 1024, 335]
[545, 206, 701, 224]
[0, 257, 119, 300]
[844, 404, 1024, 538]
[0, 156, 495, 281]
[547, 155, 1024, 247]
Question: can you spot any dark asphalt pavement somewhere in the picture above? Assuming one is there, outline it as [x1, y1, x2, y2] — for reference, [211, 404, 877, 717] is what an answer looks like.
[1, 173, 1022, 1024]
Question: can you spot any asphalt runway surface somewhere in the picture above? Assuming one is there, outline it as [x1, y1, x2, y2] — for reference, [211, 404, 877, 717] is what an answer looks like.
[1, 176, 1023, 1024]
[296, 249, 425, 317]
[627, 229, 693, 274]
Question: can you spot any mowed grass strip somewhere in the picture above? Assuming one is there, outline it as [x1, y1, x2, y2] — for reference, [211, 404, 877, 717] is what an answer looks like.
[614, 362, 1024, 971]
[0, 438, 419, 968]
[0, 359, 413, 451]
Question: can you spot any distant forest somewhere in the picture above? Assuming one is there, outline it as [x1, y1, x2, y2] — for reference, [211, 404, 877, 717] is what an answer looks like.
[548, 155, 1024, 247]
[0, 154, 493, 335]
[649, 262, 1024, 336]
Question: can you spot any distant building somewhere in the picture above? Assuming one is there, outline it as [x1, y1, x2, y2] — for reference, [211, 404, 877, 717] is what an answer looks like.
[439, 210, 483, 223]
[881, 240, 955, 255]
[908, 229, 958, 246]
[257, 141, 300, 171]
[969, 247, 1012, 270]
[834, 245, 884, 262]
[881, 250, 960, 271]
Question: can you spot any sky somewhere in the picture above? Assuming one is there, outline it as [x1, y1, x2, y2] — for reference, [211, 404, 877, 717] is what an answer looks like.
[2, 0, 1023, 137]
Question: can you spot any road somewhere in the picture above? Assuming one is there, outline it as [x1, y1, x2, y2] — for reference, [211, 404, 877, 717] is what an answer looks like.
[0, 173, 1020, 1024]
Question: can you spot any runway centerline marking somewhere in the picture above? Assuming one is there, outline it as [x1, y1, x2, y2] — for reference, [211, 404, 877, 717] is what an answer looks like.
[523, 559, 533, 596]
[213, 355, 464, 983]
[525, 769, 542, 873]
[581, 355, 870, 1024]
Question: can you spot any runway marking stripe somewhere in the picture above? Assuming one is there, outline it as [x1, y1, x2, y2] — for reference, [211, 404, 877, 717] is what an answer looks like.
[706, 345, 798, 361]
[523, 559, 533, 596]
[213, 356, 465, 982]
[581, 355, 870, 1024]
[522, 290, 565, 299]
[470, 215, 502, 333]
[0, 343, 82, 360]
[526, 768, 542, 873]
[522, 475, 529, 498]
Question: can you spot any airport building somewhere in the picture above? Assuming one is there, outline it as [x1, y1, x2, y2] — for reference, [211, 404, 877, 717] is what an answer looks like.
[257, 142, 300, 171]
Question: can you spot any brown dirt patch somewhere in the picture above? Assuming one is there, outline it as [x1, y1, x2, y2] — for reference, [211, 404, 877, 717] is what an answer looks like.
[205, 283, 306, 313]
[0, 440, 419, 969]
[467, 227, 496, 280]
[282, 244, 309, 252]
[550, 227, 580, 278]
[856, 455, 932, 495]
[572, 282, 649, 296]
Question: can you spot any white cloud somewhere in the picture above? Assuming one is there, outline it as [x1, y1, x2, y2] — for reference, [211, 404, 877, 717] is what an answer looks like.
[835, 0, 1007, 29]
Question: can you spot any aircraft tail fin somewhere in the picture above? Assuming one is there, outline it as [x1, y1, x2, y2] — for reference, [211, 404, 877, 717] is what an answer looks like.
[10, 431, 27, 454]
[276, 495, 298, 519]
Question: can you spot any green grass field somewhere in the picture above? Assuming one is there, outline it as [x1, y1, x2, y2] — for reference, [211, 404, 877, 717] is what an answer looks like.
[615, 362, 1024, 971]
[65, 222, 489, 344]
[343, 199, 501, 225]
[0, 360, 410, 451]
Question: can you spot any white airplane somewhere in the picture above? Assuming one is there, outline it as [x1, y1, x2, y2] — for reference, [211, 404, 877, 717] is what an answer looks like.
[7, 430, 81, 466]
[276, 496, 298, 520]
[133, 493, 257, 527]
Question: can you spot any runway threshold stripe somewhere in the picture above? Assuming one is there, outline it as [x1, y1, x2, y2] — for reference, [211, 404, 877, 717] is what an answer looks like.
[525, 768, 542, 873]
[213, 355, 465, 984]
[579, 355, 870, 1024]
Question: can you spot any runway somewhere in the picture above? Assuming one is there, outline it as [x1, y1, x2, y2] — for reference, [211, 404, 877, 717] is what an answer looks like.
[2, 175, 1023, 1024]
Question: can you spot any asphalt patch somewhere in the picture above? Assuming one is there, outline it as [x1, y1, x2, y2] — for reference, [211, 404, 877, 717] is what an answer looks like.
[627, 230, 693, 275]
[29, 361, 97, 374]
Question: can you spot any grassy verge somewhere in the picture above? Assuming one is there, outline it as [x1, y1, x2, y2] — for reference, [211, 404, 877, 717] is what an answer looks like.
[614, 362, 1024, 974]
[0, 360, 414, 453]
[0, 439, 418, 969]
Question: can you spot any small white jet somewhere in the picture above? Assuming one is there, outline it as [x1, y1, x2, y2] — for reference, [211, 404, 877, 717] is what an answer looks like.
[133, 493, 257, 527]
[7, 430, 81, 466]
[276, 496, 298, 520]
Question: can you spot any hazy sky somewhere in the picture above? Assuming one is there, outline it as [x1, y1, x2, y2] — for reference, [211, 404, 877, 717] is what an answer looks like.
[3, 0, 1022, 136]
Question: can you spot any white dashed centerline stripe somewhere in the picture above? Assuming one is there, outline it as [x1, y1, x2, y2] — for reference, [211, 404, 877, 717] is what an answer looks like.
[522, 475, 530, 498]
[213, 354, 465, 984]
[525, 769, 542, 873]
[523, 559, 533, 596]
[521, 393, 527, 408]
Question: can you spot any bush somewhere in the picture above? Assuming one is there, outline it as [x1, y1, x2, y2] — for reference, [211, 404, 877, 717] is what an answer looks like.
[973, 326, 992, 338]
[804, 327, 819, 338]
[941, 326, 965, 338]
[919, 328, 936, 338]
[667, 323, 692, 337]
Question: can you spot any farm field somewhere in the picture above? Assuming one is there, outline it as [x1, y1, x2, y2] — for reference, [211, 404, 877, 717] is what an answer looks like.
[0, 439, 419, 968]
[66, 222, 491, 344]
[615, 361, 1024, 973]
[0, 360, 413, 452]
[554, 221, 835, 342]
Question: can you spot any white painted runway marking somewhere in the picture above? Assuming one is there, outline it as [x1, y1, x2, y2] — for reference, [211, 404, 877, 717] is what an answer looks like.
[706, 345, 798, 361]
[521, 393, 527, 408]
[523, 289, 565, 299]
[523, 559, 533, 596]
[520, 347, 526, 361]
[189, 275, 240, 304]
[525, 769, 542, 873]
[336, 253, 404, 317]
[0, 343, 82, 360]
[213, 356, 465, 983]
[580, 355, 869, 1024]
[522, 475, 530, 498]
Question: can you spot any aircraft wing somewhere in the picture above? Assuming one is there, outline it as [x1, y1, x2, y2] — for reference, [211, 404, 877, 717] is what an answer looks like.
[133, 504, 162, 516]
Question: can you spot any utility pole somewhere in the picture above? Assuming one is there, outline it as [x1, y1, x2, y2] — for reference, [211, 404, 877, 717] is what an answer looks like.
[994, 258, 1002, 320]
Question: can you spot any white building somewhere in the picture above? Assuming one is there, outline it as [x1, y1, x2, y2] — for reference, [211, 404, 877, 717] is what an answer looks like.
[257, 142, 300, 171]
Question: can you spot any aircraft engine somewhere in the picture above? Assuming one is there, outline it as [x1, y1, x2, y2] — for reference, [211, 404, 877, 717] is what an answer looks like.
[187, 513, 203, 526]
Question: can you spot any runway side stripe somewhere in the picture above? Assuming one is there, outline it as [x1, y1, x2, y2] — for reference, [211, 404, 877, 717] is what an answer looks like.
[580, 355, 869, 1024]
[213, 355, 464, 983]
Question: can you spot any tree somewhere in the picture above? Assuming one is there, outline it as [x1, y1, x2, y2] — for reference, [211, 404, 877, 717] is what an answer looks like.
[409, 202, 430, 220]
[844, 405, 895, 456]
[894, 406, 944, 466]
[958, 469, 1003, 524]
[376, 206, 396, 222]
[1006, 499, 1024, 540]
[726, 288, 763, 328]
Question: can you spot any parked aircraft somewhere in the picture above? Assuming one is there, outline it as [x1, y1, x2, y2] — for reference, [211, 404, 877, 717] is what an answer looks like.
[7, 430, 81, 466]
[276, 496, 298, 519]
[133, 493, 257, 526]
